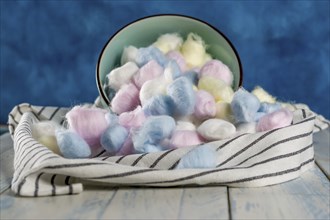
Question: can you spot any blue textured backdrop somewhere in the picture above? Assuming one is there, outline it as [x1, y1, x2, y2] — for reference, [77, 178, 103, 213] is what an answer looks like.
[1, 0, 329, 124]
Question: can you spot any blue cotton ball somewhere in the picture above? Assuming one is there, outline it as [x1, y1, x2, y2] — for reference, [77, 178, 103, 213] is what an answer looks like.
[258, 102, 282, 114]
[181, 70, 199, 85]
[135, 46, 168, 67]
[143, 95, 175, 116]
[254, 112, 267, 122]
[164, 60, 182, 80]
[231, 88, 260, 123]
[55, 130, 91, 159]
[176, 144, 216, 169]
[167, 77, 196, 116]
[143, 144, 164, 153]
[133, 116, 176, 153]
[101, 125, 128, 154]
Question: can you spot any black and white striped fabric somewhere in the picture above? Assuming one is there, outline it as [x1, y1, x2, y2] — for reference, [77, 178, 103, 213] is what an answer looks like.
[7, 102, 329, 197]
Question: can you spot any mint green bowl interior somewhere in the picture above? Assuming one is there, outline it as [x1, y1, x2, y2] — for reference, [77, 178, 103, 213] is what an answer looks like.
[96, 14, 243, 107]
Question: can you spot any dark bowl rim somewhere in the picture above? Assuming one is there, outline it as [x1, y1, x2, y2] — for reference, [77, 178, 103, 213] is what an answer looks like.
[96, 13, 243, 106]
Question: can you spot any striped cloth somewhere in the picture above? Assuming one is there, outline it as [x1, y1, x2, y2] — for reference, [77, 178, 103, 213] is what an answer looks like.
[7, 102, 329, 197]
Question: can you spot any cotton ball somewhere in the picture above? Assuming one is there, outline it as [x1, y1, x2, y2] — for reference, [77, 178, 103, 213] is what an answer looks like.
[181, 70, 199, 85]
[139, 75, 169, 105]
[166, 50, 187, 72]
[251, 86, 277, 103]
[164, 60, 182, 81]
[170, 130, 204, 148]
[215, 101, 235, 122]
[135, 46, 168, 67]
[198, 76, 234, 102]
[175, 121, 196, 131]
[104, 85, 116, 102]
[175, 144, 216, 169]
[181, 33, 208, 68]
[200, 60, 233, 86]
[55, 130, 91, 158]
[121, 46, 138, 65]
[258, 102, 282, 114]
[118, 106, 146, 129]
[197, 118, 236, 141]
[116, 133, 135, 156]
[167, 77, 196, 116]
[66, 106, 109, 148]
[133, 60, 164, 89]
[101, 125, 128, 154]
[107, 62, 139, 91]
[133, 116, 176, 153]
[153, 33, 183, 54]
[194, 90, 216, 120]
[231, 88, 260, 123]
[235, 122, 257, 135]
[255, 101, 282, 122]
[256, 108, 293, 132]
[143, 95, 175, 116]
[31, 121, 61, 155]
[105, 112, 119, 127]
[111, 83, 140, 114]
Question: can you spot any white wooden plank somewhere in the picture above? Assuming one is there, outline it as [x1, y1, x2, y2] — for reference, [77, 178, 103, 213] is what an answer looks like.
[178, 186, 229, 219]
[313, 128, 330, 178]
[101, 187, 184, 219]
[229, 165, 330, 219]
[0, 185, 117, 219]
[0, 133, 14, 193]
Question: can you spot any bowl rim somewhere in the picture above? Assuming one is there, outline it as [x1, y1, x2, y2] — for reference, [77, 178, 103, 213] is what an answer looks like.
[96, 13, 243, 107]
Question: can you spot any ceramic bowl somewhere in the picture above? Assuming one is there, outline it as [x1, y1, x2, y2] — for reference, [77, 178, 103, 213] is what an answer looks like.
[96, 14, 243, 107]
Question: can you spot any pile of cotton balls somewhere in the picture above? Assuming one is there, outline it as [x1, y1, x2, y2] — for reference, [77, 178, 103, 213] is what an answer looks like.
[32, 33, 294, 161]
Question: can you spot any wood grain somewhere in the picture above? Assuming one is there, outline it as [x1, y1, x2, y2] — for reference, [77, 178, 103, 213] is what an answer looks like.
[229, 165, 330, 219]
[0, 186, 117, 219]
[0, 133, 14, 193]
[313, 128, 330, 178]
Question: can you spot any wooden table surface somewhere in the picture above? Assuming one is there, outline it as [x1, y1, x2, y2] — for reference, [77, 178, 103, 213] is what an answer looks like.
[0, 129, 329, 220]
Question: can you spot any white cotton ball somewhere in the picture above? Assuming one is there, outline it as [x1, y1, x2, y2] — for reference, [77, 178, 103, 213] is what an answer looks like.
[197, 118, 236, 141]
[121, 46, 138, 65]
[107, 62, 139, 91]
[181, 33, 208, 68]
[153, 33, 183, 54]
[175, 121, 196, 131]
[139, 76, 169, 106]
[235, 122, 257, 136]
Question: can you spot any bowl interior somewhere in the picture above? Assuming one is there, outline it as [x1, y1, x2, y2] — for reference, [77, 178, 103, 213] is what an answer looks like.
[97, 15, 242, 107]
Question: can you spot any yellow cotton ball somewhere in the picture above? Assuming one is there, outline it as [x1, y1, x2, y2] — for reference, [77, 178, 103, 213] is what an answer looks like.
[251, 86, 276, 103]
[181, 33, 208, 68]
[37, 135, 61, 155]
[31, 121, 61, 155]
[153, 33, 183, 54]
[215, 101, 235, 123]
[198, 76, 234, 102]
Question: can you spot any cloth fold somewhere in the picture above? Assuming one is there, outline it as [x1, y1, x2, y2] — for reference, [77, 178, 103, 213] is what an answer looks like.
[7, 101, 329, 197]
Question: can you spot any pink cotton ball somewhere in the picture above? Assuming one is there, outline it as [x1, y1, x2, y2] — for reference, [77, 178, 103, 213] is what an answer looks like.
[166, 50, 187, 72]
[66, 106, 109, 148]
[194, 90, 216, 120]
[111, 83, 140, 114]
[170, 130, 205, 148]
[200, 60, 233, 86]
[256, 108, 293, 132]
[118, 106, 146, 129]
[116, 133, 135, 156]
[133, 60, 164, 89]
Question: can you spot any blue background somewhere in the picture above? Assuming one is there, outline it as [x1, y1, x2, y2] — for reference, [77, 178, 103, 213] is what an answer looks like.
[1, 0, 329, 124]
